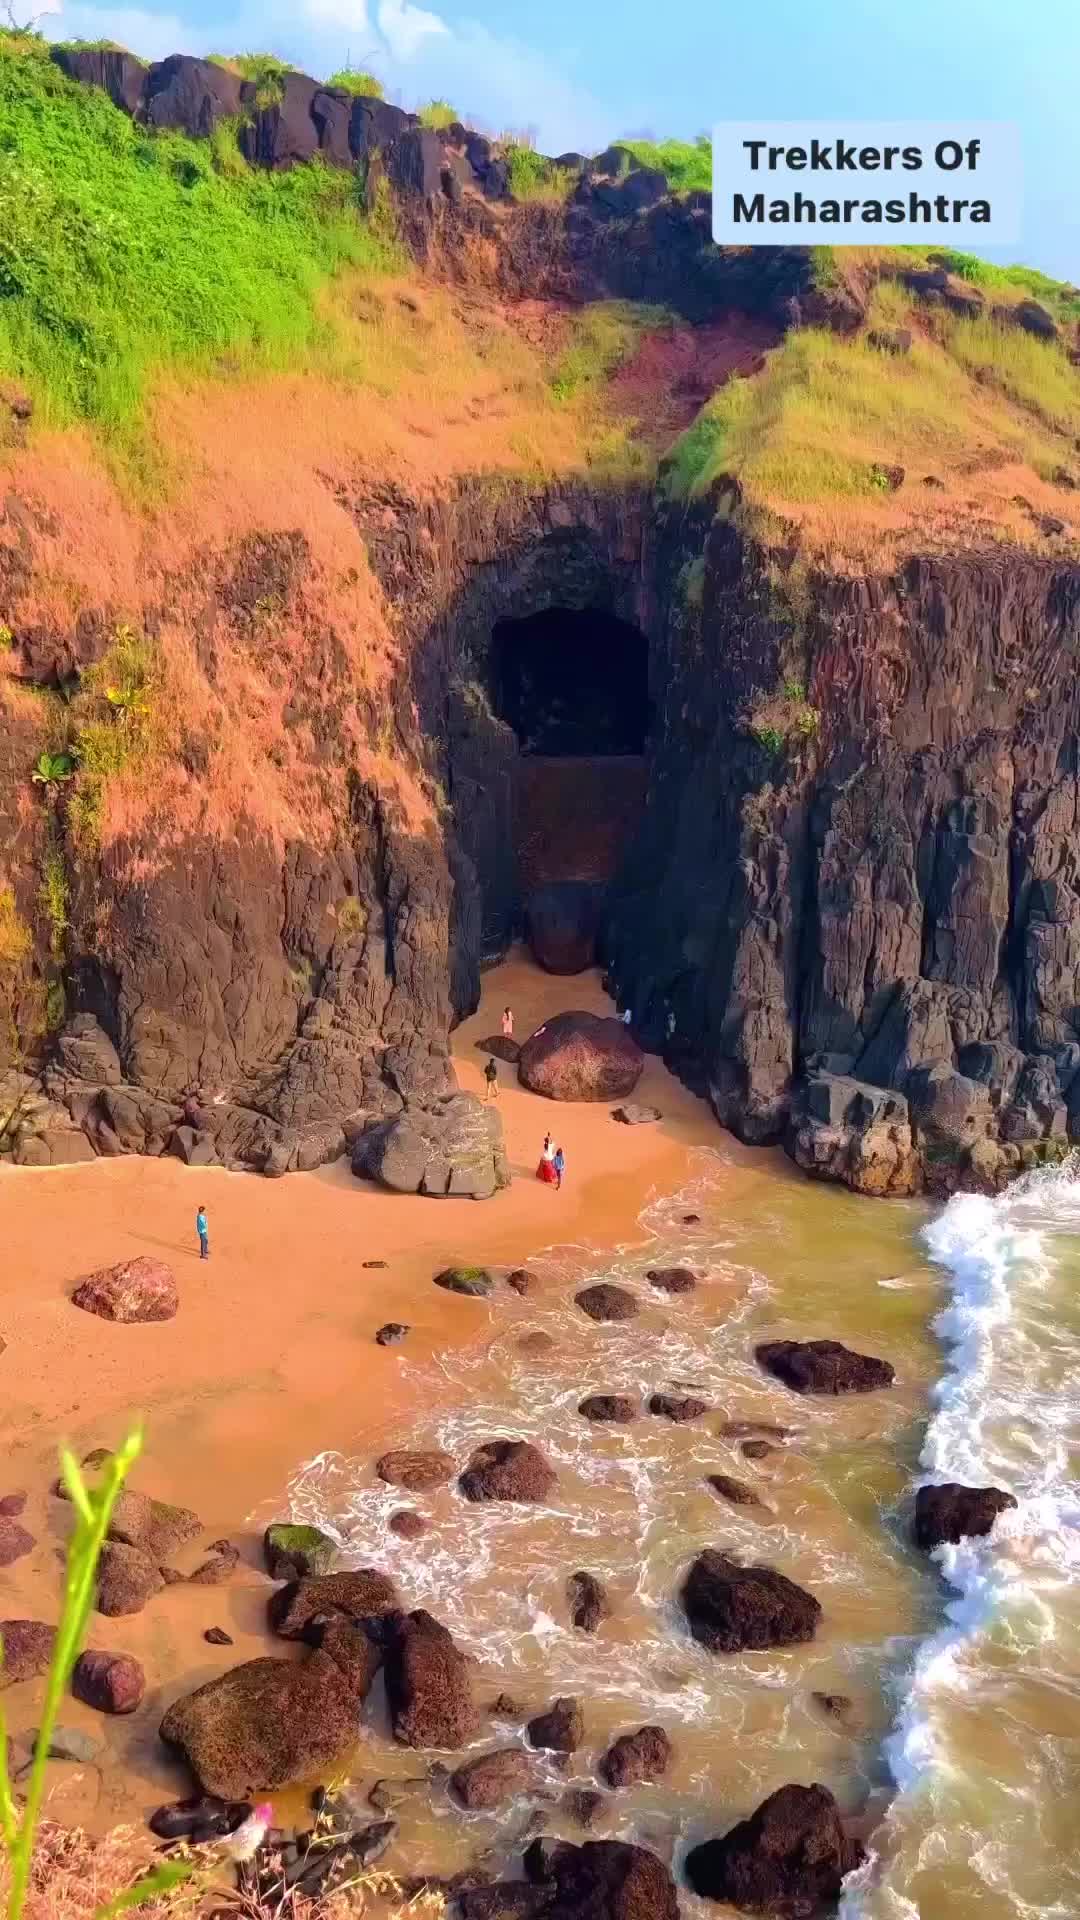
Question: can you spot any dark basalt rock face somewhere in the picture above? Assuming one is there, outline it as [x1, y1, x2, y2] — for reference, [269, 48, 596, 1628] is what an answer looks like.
[685, 1783, 863, 1915]
[756, 1339, 895, 1396]
[524, 882, 604, 974]
[681, 1550, 821, 1653]
[914, 1482, 1018, 1551]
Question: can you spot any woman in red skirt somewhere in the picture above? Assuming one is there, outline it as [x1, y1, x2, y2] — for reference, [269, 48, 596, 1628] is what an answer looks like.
[537, 1133, 558, 1183]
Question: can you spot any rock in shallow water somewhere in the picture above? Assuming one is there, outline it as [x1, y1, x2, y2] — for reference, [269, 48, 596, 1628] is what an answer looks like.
[459, 1440, 556, 1503]
[567, 1571, 610, 1633]
[681, 1550, 821, 1653]
[684, 1781, 863, 1915]
[648, 1392, 708, 1422]
[598, 1724, 671, 1789]
[646, 1265, 697, 1292]
[434, 1266, 494, 1297]
[376, 1448, 455, 1491]
[527, 1696, 584, 1753]
[384, 1608, 479, 1749]
[263, 1522, 336, 1580]
[913, 1481, 1018, 1551]
[451, 1747, 537, 1810]
[574, 1283, 638, 1323]
[578, 1394, 637, 1423]
[269, 1568, 398, 1638]
[755, 1338, 895, 1395]
[706, 1473, 765, 1510]
[376, 1321, 410, 1345]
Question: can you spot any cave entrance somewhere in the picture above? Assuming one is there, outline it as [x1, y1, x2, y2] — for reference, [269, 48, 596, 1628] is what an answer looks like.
[491, 607, 650, 756]
[489, 606, 650, 894]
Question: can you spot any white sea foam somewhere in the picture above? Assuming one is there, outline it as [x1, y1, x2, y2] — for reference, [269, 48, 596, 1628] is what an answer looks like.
[842, 1164, 1080, 1916]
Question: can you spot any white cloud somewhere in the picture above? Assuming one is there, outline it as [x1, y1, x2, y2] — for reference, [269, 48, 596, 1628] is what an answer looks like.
[375, 0, 446, 61]
[304, 0, 370, 32]
[44, 1, 190, 57]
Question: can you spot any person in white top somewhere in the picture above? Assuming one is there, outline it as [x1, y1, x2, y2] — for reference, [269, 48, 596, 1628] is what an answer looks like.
[502, 1006, 514, 1039]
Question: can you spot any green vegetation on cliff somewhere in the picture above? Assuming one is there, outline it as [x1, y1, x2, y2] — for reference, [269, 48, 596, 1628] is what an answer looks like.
[619, 135, 711, 193]
[0, 35, 394, 432]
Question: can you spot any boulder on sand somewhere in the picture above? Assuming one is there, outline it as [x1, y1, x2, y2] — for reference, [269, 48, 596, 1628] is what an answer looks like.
[755, 1339, 895, 1395]
[96, 1542, 165, 1617]
[578, 1394, 637, 1423]
[451, 1747, 536, 1810]
[524, 882, 603, 975]
[527, 1696, 584, 1753]
[71, 1255, 178, 1323]
[0, 1620, 56, 1686]
[264, 1523, 337, 1580]
[160, 1622, 381, 1798]
[434, 1266, 494, 1298]
[269, 1569, 399, 1638]
[384, 1608, 479, 1748]
[684, 1782, 863, 1915]
[567, 1571, 610, 1633]
[518, 1013, 644, 1103]
[913, 1482, 1018, 1552]
[352, 1092, 510, 1200]
[376, 1449, 455, 1492]
[72, 1650, 145, 1714]
[99, 1488, 200, 1559]
[681, 1550, 821, 1653]
[612, 1104, 661, 1125]
[0, 1520, 33, 1567]
[477, 1035, 521, 1064]
[574, 1283, 638, 1323]
[459, 1440, 556, 1503]
[599, 1725, 671, 1789]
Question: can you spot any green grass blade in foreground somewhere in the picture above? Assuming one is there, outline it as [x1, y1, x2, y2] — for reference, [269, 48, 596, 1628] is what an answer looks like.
[1, 1426, 144, 1920]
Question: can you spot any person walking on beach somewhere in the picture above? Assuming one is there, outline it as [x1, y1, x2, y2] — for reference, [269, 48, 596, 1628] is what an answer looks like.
[196, 1205, 209, 1261]
[484, 1055, 499, 1101]
[502, 1006, 514, 1040]
[621, 1007, 632, 1027]
[553, 1145, 565, 1191]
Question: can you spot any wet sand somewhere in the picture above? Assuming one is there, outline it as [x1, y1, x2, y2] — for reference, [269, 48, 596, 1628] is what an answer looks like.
[0, 953, 745, 1828]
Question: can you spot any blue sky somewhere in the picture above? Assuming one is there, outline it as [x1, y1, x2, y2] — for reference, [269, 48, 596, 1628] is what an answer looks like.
[43, 0, 1079, 280]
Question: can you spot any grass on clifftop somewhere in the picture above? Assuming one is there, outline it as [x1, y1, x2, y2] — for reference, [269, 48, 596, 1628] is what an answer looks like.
[0, 34, 396, 433]
[618, 135, 711, 193]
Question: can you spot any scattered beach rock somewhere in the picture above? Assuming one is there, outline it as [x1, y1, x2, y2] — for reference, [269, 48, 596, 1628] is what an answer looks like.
[491, 1693, 526, 1720]
[205, 1628, 234, 1647]
[648, 1393, 708, 1423]
[684, 1782, 863, 1915]
[451, 1748, 536, 1811]
[269, 1569, 399, 1638]
[160, 1628, 381, 1798]
[478, 1035, 521, 1064]
[362, 1259, 389, 1269]
[26, 1725, 100, 1766]
[612, 1104, 661, 1125]
[71, 1650, 145, 1714]
[718, 1420, 793, 1442]
[682, 1213, 701, 1225]
[567, 1571, 610, 1634]
[376, 1322, 410, 1346]
[149, 1793, 251, 1842]
[598, 1725, 671, 1790]
[264, 1523, 337, 1580]
[384, 1608, 479, 1749]
[434, 1266, 495, 1298]
[353, 1092, 509, 1200]
[756, 1338, 895, 1396]
[0, 1492, 27, 1517]
[523, 1837, 678, 1920]
[517, 1331, 556, 1356]
[741, 1440, 776, 1461]
[96, 1541, 164, 1616]
[578, 1394, 637, 1423]
[54, 1485, 201, 1561]
[561, 1789, 604, 1830]
[574, 1283, 638, 1323]
[706, 1474, 764, 1510]
[518, 1013, 645, 1103]
[527, 1696, 584, 1753]
[681, 1550, 822, 1653]
[0, 1622, 56, 1686]
[368, 1775, 431, 1816]
[376, 1448, 455, 1492]
[646, 1266, 697, 1293]
[459, 1440, 556, 1504]
[388, 1510, 428, 1540]
[188, 1541, 241, 1585]
[506, 1269, 536, 1296]
[0, 1520, 34, 1567]
[70, 1255, 178, 1324]
[913, 1482, 1018, 1551]
[810, 1691, 857, 1731]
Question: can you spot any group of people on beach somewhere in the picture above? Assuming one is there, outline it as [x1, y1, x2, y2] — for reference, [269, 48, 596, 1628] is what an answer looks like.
[479, 1005, 567, 1191]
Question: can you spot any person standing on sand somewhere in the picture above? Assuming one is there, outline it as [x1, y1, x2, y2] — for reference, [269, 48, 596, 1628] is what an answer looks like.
[553, 1145, 565, 1191]
[196, 1205, 209, 1261]
[484, 1055, 499, 1101]
[537, 1134, 557, 1184]
[502, 1006, 514, 1039]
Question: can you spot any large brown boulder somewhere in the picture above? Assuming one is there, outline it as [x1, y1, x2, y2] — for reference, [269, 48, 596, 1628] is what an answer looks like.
[518, 1013, 644, 1103]
[353, 1093, 509, 1200]
[755, 1339, 894, 1395]
[376, 1449, 455, 1491]
[524, 884, 603, 975]
[459, 1440, 556, 1503]
[599, 1725, 671, 1790]
[263, 1522, 336, 1579]
[527, 1696, 584, 1753]
[269, 1568, 399, 1638]
[681, 1551, 821, 1653]
[71, 1256, 178, 1323]
[684, 1782, 863, 1914]
[914, 1483, 1018, 1552]
[384, 1609, 479, 1748]
[525, 1838, 679, 1920]
[567, 1571, 610, 1633]
[160, 1626, 379, 1798]
[100, 1489, 200, 1558]
[575, 1283, 638, 1323]
[451, 1747, 536, 1810]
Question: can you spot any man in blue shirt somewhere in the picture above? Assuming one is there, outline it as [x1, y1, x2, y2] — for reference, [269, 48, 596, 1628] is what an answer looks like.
[196, 1206, 209, 1260]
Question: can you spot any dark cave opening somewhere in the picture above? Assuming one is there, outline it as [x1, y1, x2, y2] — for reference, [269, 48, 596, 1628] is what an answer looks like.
[491, 607, 651, 756]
